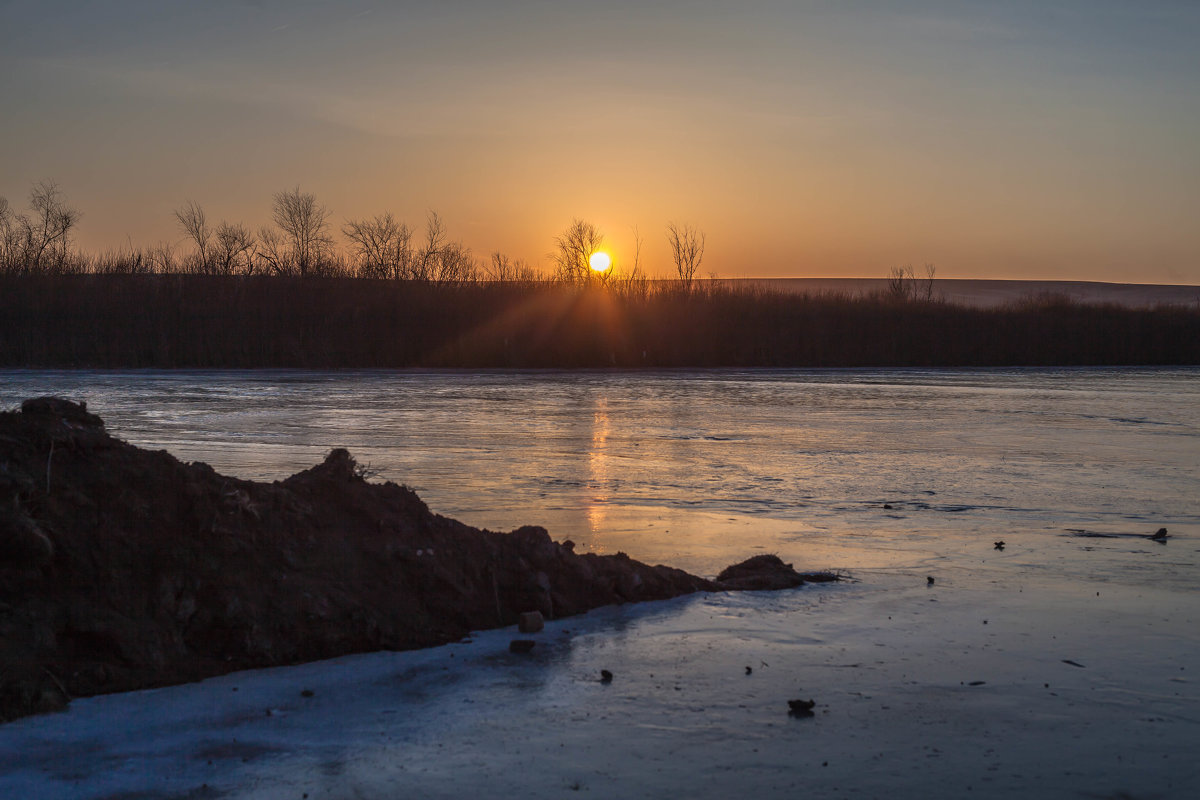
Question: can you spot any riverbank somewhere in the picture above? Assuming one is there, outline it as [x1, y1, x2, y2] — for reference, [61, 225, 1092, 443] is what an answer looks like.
[0, 398, 828, 723]
[1, 529, 1195, 800]
[2, 275, 1198, 368]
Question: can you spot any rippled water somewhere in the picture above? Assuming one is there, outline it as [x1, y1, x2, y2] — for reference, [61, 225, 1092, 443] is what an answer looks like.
[1, 367, 1196, 577]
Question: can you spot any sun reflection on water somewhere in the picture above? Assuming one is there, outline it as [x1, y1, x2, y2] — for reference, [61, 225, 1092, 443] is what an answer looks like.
[586, 396, 610, 544]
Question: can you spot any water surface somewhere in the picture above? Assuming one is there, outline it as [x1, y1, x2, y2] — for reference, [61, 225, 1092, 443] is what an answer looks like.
[2, 367, 1195, 576]
[1, 367, 1198, 799]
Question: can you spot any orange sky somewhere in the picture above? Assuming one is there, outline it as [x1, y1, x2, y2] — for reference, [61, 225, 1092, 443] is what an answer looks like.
[2, 1, 1198, 283]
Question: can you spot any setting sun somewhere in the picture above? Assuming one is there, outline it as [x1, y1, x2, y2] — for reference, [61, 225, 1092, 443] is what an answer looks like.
[589, 252, 612, 272]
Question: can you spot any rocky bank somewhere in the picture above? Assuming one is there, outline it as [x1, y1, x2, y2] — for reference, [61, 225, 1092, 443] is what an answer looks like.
[0, 398, 831, 723]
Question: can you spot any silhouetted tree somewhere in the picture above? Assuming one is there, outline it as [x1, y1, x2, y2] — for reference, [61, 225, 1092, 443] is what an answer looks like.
[175, 202, 257, 275]
[254, 227, 287, 275]
[919, 263, 937, 301]
[343, 212, 413, 279]
[614, 226, 649, 298]
[269, 187, 334, 276]
[666, 222, 705, 294]
[552, 219, 604, 284]
[28, 181, 81, 273]
[387, 211, 478, 284]
[412, 211, 446, 282]
[432, 240, 478, 285]
[174, 201, 212, 272]
[145, 241, 178, 274]
[487, 252, 537, 282]
[888, 265, 910, 300]
[888, 263, 937, 302]
[0, 195, 15, 273]
[0, 181, 81, 274]
[212, 221, 256, 275]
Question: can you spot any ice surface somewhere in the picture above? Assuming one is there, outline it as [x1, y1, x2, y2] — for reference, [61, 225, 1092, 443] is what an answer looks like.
[1, 368, 1197, 798]
[2, 550, 1196, 799]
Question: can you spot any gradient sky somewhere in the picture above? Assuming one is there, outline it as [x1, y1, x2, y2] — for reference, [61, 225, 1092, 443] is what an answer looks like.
[2, 0, 1198, 282]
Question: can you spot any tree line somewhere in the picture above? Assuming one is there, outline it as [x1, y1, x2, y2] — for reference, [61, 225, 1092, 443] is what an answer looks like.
[1, 273, 1197, 368]
[4, 179, 1197, 369]
[0, 181, 708, 291]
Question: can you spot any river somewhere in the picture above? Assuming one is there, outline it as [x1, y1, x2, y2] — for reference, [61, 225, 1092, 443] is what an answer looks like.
[1, 367, 1197, 798]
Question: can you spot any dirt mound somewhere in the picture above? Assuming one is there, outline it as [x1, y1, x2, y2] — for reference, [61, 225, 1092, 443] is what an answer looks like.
[716, 554, 836, 590]
[0, 398, 828, 723]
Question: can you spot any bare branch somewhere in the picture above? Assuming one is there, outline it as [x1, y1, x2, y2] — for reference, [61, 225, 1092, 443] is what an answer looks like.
[413, 211, 447, 282]
[17, 181, 81, 273]
[888, 265, 910, 300]
[552, 219, 604, 284]
[922, 262, 937, 302]
[343, 213, 412, 279]
[434, 241, 477, 285]
[174, 200, 211, 271]
[666, 222, 705, 294]
[213, 221, 256, 275]
[271, 187, 333, 277]
[255, 226, 288, 275]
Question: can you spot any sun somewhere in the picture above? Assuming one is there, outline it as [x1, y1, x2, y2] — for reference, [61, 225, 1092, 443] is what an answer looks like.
[589, 251, 612, 272]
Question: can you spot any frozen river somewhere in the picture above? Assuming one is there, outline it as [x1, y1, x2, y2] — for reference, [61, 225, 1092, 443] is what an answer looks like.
[1, 368, 1198, 798]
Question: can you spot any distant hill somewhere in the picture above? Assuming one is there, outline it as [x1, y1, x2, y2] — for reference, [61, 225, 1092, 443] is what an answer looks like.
[737, 278, 1200, 308]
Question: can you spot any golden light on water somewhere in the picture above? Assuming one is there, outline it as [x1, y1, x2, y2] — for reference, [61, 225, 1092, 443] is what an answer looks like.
[589, 252, 612, 273]
[586, 396, 610, 536]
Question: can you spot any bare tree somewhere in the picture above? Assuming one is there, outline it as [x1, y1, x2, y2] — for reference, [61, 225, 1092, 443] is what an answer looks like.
[254, 226, 288, 275]
[340, 211, 474, 284]
[616, 226, 649, 298]
[433, 240, 477, 285]
[145, 241, 178, 274]
[270, 187, 333, 276]
[631, 225, 643, 276]
[4, 181, 82, 274]
[888, 265, 911, 300]
[174, 200, 212, 272]
[30, 181, 81, 272]
[552, 219, 604, 284]
[212, 221, 256, 275]
[174, 202, 256, 275]
[488, 251, 515, 281]
[919, 262, 937, 302]
[888, 262, 937, 302]
[0, 195, 15, 273]
[487, 252, 537, 282]
[412, 211, 447, 282]
[343, 212, 413, 279]
[666, 222, 705, 294]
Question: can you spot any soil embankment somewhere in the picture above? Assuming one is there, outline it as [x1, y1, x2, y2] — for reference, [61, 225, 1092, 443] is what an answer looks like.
[0, 398, 828, 722]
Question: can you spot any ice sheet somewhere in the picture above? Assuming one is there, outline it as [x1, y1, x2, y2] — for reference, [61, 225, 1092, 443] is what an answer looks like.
[3, 532, 1196, 800]
[2, 368, 1197, 798]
